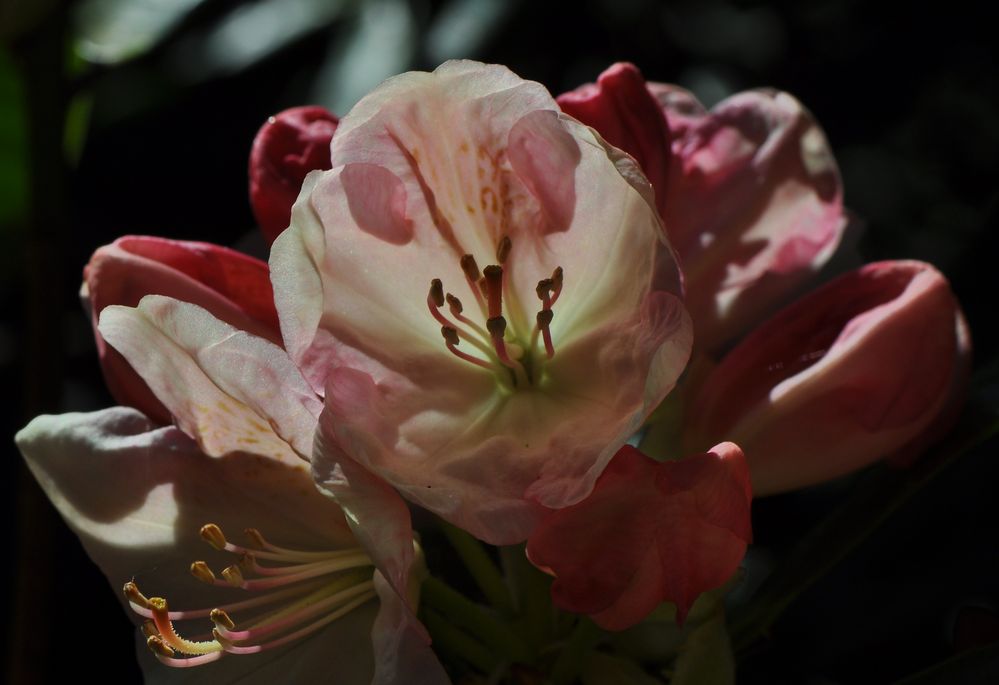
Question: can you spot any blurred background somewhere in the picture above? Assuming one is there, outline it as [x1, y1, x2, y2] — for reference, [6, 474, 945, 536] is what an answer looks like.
[2, 0, 998, 682]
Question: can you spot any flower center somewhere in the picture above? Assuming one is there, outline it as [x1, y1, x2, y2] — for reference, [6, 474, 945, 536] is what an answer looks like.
[125, 523, 376, 667]
[426, 235, 563, 388]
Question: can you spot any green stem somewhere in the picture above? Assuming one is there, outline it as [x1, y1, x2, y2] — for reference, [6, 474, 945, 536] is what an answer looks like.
[550, 618, 603, 685]
[421, 576, 531, 663]
[422, 608, 499, 675]
[440, 519, 516, 616]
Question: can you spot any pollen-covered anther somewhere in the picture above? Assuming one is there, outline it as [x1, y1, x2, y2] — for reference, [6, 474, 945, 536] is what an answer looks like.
[429, 279, 445, 308]
[200, 523, 227, 551]
[190, 561, 216, 584]
[244, 528, 266, 548]
[446, 293, 463, 316]
[460, 254, 481, 282]
[222, 565, 245, 587]
[551, 266, 564, 304]
[141, 621, 158, 639]
[147, 635, 176, 658]
[211, 608, 236, 631]
[124, 581, 152, 610]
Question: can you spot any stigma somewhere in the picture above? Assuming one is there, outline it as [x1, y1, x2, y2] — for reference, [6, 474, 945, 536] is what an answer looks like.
[427, 235, 562, 386]
[125, 523, 376, 667]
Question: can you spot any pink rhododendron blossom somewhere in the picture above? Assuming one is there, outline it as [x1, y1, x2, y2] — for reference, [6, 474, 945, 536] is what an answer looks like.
[18, 290, 448, 683]
[526, 443, 751, 630]
[250, 105, 339, 244]
[683, 260, 971, 495]
[271, 60, 693, 546]
[82, 235, 281, 423]
[562, 64, 847, 351]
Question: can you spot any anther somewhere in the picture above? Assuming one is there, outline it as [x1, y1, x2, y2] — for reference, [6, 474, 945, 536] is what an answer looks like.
[142, 621, 158, 639]
[428, 279, 445, 308]
[496, 236, 512, 263]
[245, 528, 266, 548]
[483, 265, 504, 318]
[536, 278, 554, 302]
[147, 635, 176, 658]
[211, 608, 236, 631]
[551, 266, 564, 304]
[537, 310, 554, 327]
[487, 316, 507, 339]
[446, 293, 463, 316]
[222, 565, 244, 587]
[441, 326, 460, 347]
[124, 581, 152, 609]
[460, 254, 481, 282]
[190, 561, 216, 584]
[200, 524, 227, 551]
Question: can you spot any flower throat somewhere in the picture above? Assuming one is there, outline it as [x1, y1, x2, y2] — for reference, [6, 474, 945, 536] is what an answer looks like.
[427, 235, 562, 388]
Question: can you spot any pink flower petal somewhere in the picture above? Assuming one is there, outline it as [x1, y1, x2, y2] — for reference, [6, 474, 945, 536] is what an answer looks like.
[684, 260, 971, 494]
[655, 88, 847, 351]
[99, 295, 320, 461]
[249, 105, 338, 244]
[558, 62, 671, 219]
[526, 443, 752, 630]
[83, 236, 280, 423]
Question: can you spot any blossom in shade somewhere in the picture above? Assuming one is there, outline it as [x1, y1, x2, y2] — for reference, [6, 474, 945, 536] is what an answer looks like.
[682, 260, 971, 495]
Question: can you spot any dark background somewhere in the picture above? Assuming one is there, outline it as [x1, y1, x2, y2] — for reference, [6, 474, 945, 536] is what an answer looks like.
[2, 0, 998, 682]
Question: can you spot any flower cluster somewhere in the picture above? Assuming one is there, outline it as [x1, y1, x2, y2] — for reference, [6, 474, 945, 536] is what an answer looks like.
[16, 60, 969, 683]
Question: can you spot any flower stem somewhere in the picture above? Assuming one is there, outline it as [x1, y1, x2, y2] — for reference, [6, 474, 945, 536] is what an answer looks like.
[421, 576, 531, 664]
[440, 519, 516, 616]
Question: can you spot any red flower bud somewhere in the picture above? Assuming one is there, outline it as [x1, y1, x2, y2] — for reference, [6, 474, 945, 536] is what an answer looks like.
[249, 106, 338, 244]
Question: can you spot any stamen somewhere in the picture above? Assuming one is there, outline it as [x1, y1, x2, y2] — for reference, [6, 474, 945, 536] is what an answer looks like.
[496, 235, 512, 264]
[537, 309, 555, 359]
[442, 326, 493, 370]
[460, 254, 481, 283]
[551, 266, 564, 305]
[190, 561, 216, 584]
[483, 265, 504, 318]
[127, 525, 379, 670]
[200, 524, 227, 551]
[487, 316, 519, 372]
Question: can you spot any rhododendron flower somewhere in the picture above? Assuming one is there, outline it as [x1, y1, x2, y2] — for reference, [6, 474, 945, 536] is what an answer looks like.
[272, 60, 693, 546]
[683, 260, 971, 494]
[527, 443, 752, 629]
[82, 236, 281, 423]
[249, 105, 339, 244]
[18, 293, 448, 683]
[561, 63, 847, 351]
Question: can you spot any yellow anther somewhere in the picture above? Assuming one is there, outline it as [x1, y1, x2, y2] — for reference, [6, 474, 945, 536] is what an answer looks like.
[147, 635, 175, 658]
[141, 621, 158, 639]
[221, 565, 244, 587]
[210, 608, 235, 630]
[200, 524, 227, 551]
[123, 581, 151, 609]
[190, 561, 216, 584]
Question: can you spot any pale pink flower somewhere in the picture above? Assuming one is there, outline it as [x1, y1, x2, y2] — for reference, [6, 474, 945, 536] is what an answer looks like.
[271, 60, 693, 548]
